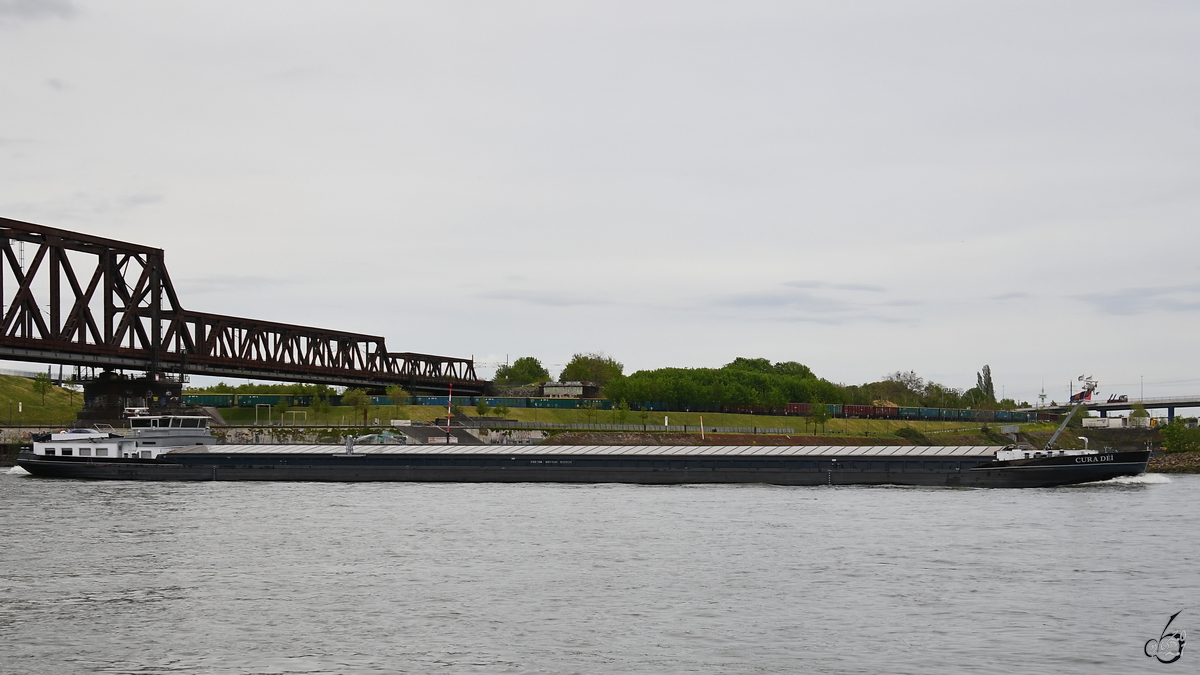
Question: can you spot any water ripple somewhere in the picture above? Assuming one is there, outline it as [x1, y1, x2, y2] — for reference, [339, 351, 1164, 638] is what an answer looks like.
[0, 474, 1194, 674]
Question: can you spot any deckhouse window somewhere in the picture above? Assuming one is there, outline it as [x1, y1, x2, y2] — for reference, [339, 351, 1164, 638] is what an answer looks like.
[96, 448, 109, 457]
[44, 448, 55, 455]
[79, 448, 91, 456]
[61, 449, 73, 456]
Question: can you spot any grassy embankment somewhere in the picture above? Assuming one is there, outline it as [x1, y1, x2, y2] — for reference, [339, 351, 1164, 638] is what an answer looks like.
[0, 374, 84, 463]
[0, 374, 83, 427]
[218, 403, 1043, 441]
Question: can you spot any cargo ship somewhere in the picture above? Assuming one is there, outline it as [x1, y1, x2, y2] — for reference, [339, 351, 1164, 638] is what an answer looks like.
[16, 415, 1149, 487]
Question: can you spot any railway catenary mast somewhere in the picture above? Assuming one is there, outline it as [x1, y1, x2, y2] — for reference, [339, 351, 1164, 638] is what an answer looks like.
[0, 217, 485, 395]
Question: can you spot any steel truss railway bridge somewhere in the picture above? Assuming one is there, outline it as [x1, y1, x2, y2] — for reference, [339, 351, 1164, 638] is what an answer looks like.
[0, 217, 486, 395]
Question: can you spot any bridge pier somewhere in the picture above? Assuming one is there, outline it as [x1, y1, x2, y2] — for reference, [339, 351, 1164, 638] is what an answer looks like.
[1168, 407, 1175, 424]
[1099, 409, 1107, 418]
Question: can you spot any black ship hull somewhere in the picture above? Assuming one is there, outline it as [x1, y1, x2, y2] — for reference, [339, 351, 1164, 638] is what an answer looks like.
[16, 450, 1151, 488]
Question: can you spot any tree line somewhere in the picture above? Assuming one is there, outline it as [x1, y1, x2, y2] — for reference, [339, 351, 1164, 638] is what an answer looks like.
[187, 352, 1022, 413]
[494, 353, 624, 388]
[603, 357, 841, 410]
[498, 355, 1020, 412]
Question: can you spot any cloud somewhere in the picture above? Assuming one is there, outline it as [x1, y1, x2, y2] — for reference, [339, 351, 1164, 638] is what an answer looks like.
[783, 280, 885, 292]
[45, 77, 66, 90]
[477, 289, 610, 308]
[2, 192, 164, 221]
[1074, 284, 1200, 315]
[831, 283, 885, 293]
[118, 193, 163, 209]
[173, 274, 290, 297]
[989, 291, 1030, 300]
[767, 313, 916, 326]
[712, 282, 911, 325]
[0, 0, 76, 22]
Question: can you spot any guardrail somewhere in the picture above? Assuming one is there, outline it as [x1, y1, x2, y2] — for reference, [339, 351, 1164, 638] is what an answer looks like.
[463, 421, 796, 434]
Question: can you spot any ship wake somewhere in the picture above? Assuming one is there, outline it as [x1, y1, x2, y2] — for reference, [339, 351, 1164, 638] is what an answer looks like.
[1090, 472, 1171, 485]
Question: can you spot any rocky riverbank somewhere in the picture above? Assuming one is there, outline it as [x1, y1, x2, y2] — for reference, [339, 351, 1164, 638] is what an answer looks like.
[1148, 452, 1200, 473]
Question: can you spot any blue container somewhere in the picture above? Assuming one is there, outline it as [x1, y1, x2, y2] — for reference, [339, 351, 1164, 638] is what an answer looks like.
[182, 394, 235, 407]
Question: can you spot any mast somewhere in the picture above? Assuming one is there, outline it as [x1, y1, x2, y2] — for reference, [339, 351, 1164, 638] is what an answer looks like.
[446, 382, 453, 444]
[1044, 375, 1096, 451]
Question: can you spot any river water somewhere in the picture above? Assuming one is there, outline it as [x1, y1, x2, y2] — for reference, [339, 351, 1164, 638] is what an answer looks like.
[1, 469, 1196, 674]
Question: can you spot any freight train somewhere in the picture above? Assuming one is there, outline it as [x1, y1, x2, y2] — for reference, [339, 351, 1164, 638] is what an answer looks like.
[181, 395, 1050, 422]
[181, 394, 612, 410]
[724, 402, 1052, 423]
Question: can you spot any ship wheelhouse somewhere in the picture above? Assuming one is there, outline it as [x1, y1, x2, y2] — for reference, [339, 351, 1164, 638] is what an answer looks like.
[31, 415, 214, 460]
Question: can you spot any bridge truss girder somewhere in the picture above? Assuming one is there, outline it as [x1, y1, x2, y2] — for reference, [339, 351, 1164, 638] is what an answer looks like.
[0, 217, 484, 394]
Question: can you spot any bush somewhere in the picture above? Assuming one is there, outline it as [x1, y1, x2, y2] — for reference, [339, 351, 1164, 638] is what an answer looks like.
[1159, 421, 1200, 454]
[895, 426, 931, 445]
[495, 357, 551, 385]
[979, 424, 1011, 444]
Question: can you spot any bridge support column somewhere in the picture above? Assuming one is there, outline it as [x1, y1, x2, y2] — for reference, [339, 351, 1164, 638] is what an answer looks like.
[1100, 409, 1107, 418]
[1168, 407, 1175, 424]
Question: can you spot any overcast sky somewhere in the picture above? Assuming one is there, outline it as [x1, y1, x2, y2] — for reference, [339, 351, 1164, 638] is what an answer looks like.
[2, 1, 1198, 404]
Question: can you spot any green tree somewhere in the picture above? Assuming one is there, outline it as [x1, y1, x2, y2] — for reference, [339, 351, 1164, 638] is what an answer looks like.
[603, 358, 835, 411]
[726, 357, 775, 373]
[1159, 421, 1200, 454]
[559, 352, 624, 388]
[475, 398, 491, 416]
[66, 374, 79, 406]
[494, 357, 551, 385]
[386, 385, 409, 419]
[32, 372, 52, 405]
[342, 388, 370, 425]
[808, 402, 831, 434]
[581, 400, 600, 424]
[311, 391, 333, 422]
[493, 403, 511, 418]
[1130, 402, 1150, 426]
[976, 365, 995, 403]
[772, 361, 814, 378]
[963, 387, 992, 409]
[886, 370, 924, 394]
[613, 399, 630, 424]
